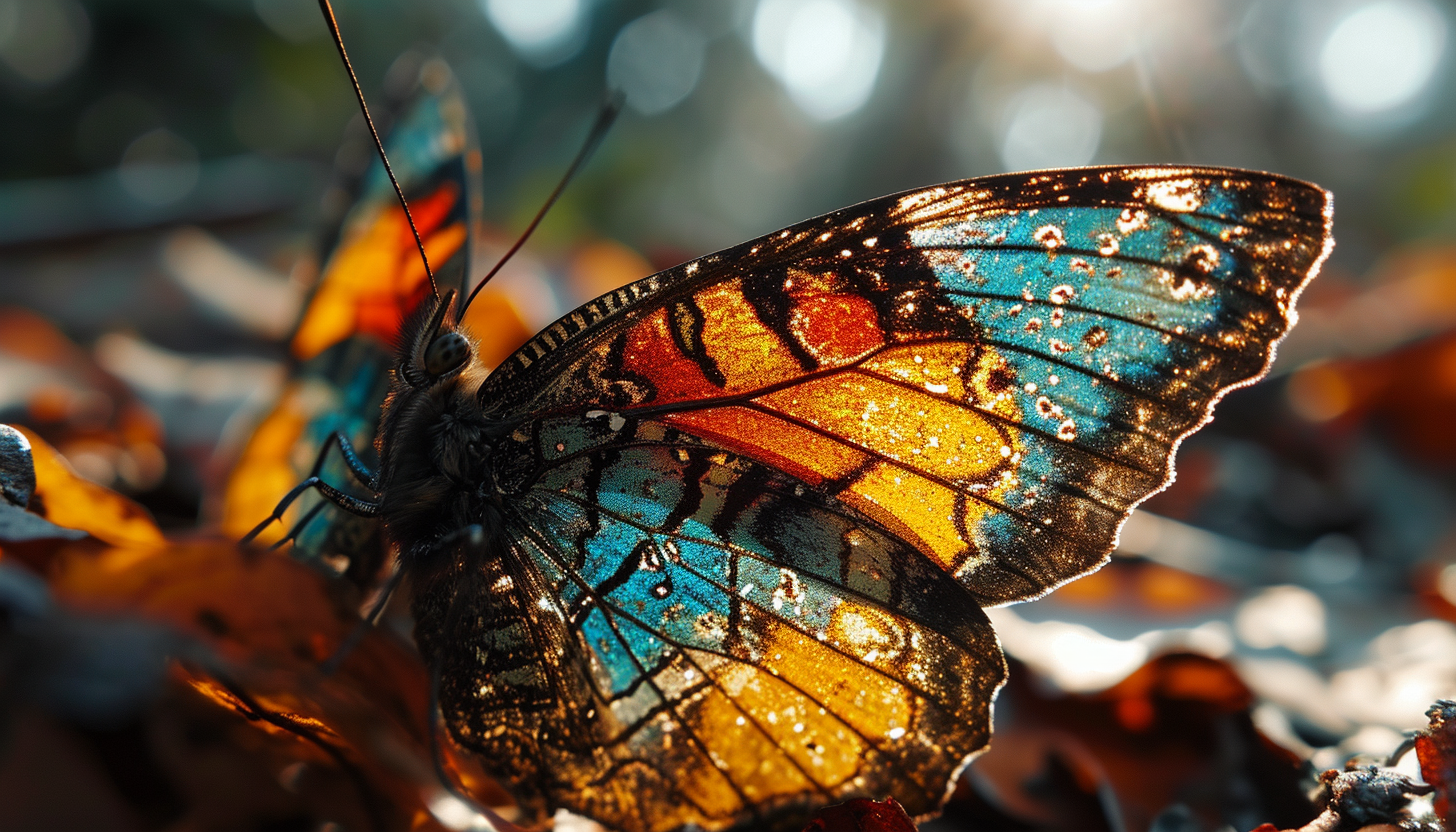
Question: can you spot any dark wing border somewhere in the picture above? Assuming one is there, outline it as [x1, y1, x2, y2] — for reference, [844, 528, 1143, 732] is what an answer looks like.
[478, 165, 1333, 420]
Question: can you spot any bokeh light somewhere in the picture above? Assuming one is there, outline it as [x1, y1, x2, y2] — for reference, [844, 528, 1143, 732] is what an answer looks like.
[999, 84, 1102, 172]
[482, 0, 585, 66]
[1238, 0, 1297, 90]
[607, 10, 706, 116]
[1047, 0, 1141, 73]
[1235, 585, 1328, 655]
[0, 0, 89, 87]
[988, 608, 1150, 692]
[750, 0, 885, 121]
[1285, 362, 1352, 423]
[117, 128, 198, 206]
[1318, 0, 1447, 118]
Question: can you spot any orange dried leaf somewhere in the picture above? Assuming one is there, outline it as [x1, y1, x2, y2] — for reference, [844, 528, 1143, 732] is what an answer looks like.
[46, 538, 516, 829]
[15, 426, 162, 547]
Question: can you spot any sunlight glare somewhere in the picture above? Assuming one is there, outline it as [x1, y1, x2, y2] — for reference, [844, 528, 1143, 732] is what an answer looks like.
[986, 607, 1149, 692]
[1047, 0, 1141, 72]
[427, 790, 492, 831]
[1234, 585, 1327, 655]
[607, 10, 706, 115]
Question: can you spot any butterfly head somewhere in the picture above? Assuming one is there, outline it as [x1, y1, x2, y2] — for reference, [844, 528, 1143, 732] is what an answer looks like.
[424, 330, 470, 377]
[373, 288, 507, 552]
[398, 289, 476, 388]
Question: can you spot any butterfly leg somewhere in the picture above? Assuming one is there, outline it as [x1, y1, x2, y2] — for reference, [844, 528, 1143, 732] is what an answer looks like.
[318, 429, 379, 490]
[318, 524, 486, 672]
[250, 432, 380, 546]
[319, 561, 405, 675]
[266, 500, 323, 550]
[241, 476, 380, 544]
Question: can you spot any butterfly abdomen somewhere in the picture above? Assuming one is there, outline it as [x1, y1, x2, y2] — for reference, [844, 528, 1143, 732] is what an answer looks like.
[415, 552, 558, 710]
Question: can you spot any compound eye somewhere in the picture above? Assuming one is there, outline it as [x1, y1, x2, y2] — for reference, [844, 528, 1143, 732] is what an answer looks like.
[424, 331, 470, 376]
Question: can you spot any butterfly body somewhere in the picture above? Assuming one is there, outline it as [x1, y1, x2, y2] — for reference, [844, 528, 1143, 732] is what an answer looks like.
[231, 71, 1333, 832]
[373, 296, 499, 561]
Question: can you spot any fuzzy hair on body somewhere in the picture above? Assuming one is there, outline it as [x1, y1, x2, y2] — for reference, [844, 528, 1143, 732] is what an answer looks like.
[375, 291, 503, 572]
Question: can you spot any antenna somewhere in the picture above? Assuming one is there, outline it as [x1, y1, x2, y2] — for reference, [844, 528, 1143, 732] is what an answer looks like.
[318, 0, 437, 298]
[460, 92, 624, 316]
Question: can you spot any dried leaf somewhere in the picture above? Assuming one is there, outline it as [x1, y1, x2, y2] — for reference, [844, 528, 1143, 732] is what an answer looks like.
[11, 426, 161, 548]
[953, 655, 1316, 832]
[44, 539, 515, 831]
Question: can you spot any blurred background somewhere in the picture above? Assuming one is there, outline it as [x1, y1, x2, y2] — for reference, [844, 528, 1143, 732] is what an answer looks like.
[2, 0, 1456, 829]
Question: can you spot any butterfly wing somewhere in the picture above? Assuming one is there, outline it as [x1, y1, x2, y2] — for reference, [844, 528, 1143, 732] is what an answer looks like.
[432, 167, 1330, 830]
[422, 436, 1005, 830]
[221, 62, 481, 573]
[481, 167, 1331, 605]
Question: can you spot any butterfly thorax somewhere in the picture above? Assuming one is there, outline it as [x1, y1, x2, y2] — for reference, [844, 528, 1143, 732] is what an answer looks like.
[376, 368, 501, 561]
[373, 294, 511, 570]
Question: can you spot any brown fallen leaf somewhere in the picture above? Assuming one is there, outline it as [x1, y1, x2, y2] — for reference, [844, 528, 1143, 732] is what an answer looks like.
[42, 537, 520, 831]
[2, 426, 515, 831]
[949, 654, 1316, 832]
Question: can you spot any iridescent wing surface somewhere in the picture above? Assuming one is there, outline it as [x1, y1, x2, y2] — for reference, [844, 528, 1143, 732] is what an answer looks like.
[430, 167, 1330, 830]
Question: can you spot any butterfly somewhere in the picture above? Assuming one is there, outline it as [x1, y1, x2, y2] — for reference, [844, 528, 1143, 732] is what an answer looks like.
[225, 59, 1332, 832]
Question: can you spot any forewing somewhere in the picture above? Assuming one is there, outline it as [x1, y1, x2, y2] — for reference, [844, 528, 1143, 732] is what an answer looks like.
[481, 166, 1333, 605]
[221, 64, 480, 570]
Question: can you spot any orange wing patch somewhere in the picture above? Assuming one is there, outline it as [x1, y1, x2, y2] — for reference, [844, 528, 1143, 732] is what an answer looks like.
[219, 380, 341, 543]
[624, 308, 726, 402]
[639, 340, 1027, 573]
[788, 292, 884, 365]
[662, 406, 867, 486]
[292, 182, 467, 361]
[694, 281, 807, 391]
[783, 269, 887, 366]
